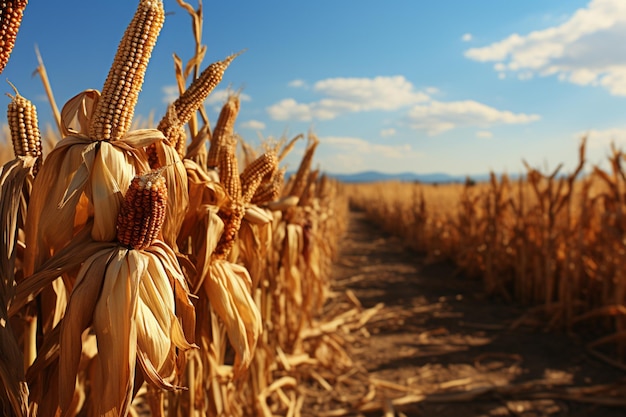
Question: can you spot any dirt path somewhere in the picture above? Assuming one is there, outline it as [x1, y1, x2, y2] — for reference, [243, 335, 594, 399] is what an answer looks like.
[316, 209, 626, 416]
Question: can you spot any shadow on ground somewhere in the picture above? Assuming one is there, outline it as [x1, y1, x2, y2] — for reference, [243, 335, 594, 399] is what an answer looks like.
[322, 210, 626, 417]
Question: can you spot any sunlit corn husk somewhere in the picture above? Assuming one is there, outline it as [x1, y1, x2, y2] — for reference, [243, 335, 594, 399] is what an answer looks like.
[88, 0, 165, 141]
[243, 204, 273, 225]
[59, 241, 196, 416]
[0, 154, 37, 417]
[0, 0, 28, 75]
[23, 91, 153, 278]
[203, 260, 262, 378]
[178, 159, 228, 290]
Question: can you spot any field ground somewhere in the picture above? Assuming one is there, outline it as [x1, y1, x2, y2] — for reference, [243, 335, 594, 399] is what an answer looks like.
[307, 209, 626, 417]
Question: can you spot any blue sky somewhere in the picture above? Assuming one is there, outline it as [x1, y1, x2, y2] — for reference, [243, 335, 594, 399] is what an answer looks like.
[2, 0, 626, 175]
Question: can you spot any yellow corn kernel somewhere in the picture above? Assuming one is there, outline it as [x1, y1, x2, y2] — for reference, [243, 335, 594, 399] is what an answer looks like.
[7, 87, 42, 175]
[89, 0, 165, 141]
[116, 170, 167, 250]
[0, 0, 28, 75]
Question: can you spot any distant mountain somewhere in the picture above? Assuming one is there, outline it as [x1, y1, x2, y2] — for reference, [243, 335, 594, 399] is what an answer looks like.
[324, 170, 483, 184]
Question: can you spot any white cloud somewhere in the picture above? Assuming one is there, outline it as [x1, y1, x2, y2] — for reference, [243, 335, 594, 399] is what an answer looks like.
[267, 75, 429, 121]
[464, 0, 626, 95]
[380, 128, 396, 137]
[476, 130, 494, 139]
[288, 79, 307, 88]
[407, 100, 540, 135]
[162, 85, 178, 104]
[241, 120, 266, 130]
[322, 136, 417, 159]
[581, 127, 626, 149]
[462, 33, 473, 42]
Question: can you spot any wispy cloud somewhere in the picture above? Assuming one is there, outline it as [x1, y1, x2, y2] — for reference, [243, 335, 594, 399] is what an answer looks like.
[407, 100, 540, 135]
[580, 127, 626, 149]
[267, 76, 429, 121]
[288, 79, 307, 88]
[461, 33, 473, 42]
[322, 136, 418, 159]
[380, 128, 397, 137]
[162, 85, 178, 104]
[476, 130, 494, 139]
[241, 120, 266, 130]
[465, 0, 626, 95]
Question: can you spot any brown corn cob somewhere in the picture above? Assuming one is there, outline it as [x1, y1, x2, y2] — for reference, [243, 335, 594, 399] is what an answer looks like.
[0, 0, 27, 75]
[240, 151, 278, 204]
[89, 0, 165, 141]
[7, 88, 42, 176]
[251, 167, 285, 205]
[116, 170, 167, 250]
[206, 94, 240, 169]
[288, 135, 319, 199]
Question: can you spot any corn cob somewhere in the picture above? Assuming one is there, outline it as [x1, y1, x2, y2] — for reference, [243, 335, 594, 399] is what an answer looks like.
[158, 52, 240, 134]
[207, 95, 240, 169]
[240, 151, 278, 204]
[0, 0, 27, 75]
[156, 104, 187, 159]
[288, 135, 319, 199]
[214, 202, 245, 259]
[89, 0, 165, 141]
[7, 87, 42, 175]
[116, 170, 167, 250]
[298, 169, 319, 207]
[251, 167, 285, 205]
[218, 136, 242, 201]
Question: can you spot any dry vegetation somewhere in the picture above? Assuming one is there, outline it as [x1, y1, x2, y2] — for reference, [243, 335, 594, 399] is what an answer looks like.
[347, 138, 626, 369]
[0, 1, 365, 416]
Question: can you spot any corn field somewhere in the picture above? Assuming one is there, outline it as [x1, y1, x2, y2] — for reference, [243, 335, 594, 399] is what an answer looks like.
[0, 1, 354, 416]
[347, 138, 626, 369]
